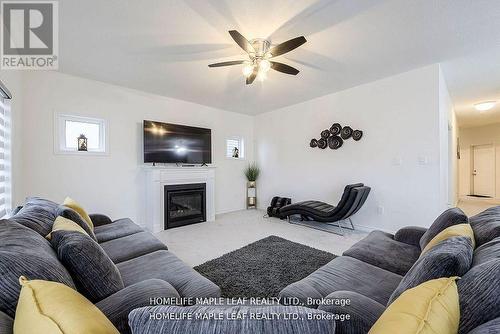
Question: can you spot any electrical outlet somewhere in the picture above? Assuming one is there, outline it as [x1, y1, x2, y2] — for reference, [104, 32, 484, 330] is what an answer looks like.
[377, 206, 385, 215]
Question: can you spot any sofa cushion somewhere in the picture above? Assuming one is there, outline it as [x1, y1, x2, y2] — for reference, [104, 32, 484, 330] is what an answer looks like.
[278, 256, 402, 306]
[63, 197, 94, 230]
[388, 236, 473, 304]
[14, 277, 119, 334]
[470, 206, 500, 246]
[96, 279, 180, 334]
[343, 230, 420, 276]
[457, 259, 500, 334]
[9, 197, 59, 237]
[468, 318, 500, 334]
[128, 305, 335, 334]
[56, 205, 96, 240]
[100, 231, 168, 263]
[370, 277, 459, 334]
[117, 250, 221, 299]
[0, 220, 75, 317]
[94, 218, 143, 243]
[51, 230, 124, 303]
[419, 208, 468, 250]
[472, 236, 500, 267]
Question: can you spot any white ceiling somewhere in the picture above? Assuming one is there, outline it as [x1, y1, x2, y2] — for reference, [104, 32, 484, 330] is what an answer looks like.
[59, 0, 500, 119]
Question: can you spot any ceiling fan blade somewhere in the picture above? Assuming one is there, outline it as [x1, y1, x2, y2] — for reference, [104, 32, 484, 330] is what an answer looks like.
[208, 60, 245, 67]
[228, 30, 254, 53]
[269, 36, 307, 57]
[246, 67, 258, 85]
[270, 61, 300, 75]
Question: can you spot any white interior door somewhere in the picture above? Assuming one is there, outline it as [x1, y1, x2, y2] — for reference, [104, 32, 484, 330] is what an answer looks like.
[472, 144, 495, 197]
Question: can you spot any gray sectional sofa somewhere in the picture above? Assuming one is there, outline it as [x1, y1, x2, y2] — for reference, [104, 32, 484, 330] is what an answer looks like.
[279, 207, 500, 334]
[0, 197, 220, 333]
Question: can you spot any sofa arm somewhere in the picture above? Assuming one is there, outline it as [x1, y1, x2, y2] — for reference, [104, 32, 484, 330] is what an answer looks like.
[0, 311, 13, 334]
[394, 226, 427, 247]
[318, 291, 385, 334]
[96, 279, 180, 334]
[89, 214, 113, 227]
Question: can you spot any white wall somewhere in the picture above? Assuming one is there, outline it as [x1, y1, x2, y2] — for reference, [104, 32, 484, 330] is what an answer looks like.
[13, 71, 254, 226]
[459, 123, 500, 199]
[438, 66, 458, 206]
[255, 65, 448, 232]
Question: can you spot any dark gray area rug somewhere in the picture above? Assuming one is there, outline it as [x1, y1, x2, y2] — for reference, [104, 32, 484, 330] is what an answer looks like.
[194, 235, 336, 298]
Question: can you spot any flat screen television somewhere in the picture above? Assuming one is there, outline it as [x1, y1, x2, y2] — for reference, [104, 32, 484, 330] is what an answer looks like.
[143, 120, 212, 164]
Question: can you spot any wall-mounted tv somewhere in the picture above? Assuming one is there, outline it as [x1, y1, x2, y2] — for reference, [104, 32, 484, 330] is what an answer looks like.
[143, 120, 212, 164]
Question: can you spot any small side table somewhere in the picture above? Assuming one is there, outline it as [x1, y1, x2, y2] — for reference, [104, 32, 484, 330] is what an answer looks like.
[247, 181, 257, 209]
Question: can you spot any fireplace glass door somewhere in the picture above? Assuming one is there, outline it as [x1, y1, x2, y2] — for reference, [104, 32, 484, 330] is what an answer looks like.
[164, 183, 206, 229]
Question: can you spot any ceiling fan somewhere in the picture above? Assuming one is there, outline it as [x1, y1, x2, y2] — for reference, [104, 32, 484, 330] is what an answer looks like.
[208, 30, 307, 85]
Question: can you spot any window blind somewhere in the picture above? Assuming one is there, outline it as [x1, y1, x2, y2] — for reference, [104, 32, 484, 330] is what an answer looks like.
[0, 97, 11, 218]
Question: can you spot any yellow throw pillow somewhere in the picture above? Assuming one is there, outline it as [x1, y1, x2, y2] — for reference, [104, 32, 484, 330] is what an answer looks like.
[46, 216, 89, 240]
[63, 197, 94, 230]
[14, 276, 119, 334]
[369, 277, 459, 334]
[421, 223, 475, 254]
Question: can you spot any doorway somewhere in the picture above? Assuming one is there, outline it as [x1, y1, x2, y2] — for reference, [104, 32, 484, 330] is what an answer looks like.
[471, 144, 495, 197]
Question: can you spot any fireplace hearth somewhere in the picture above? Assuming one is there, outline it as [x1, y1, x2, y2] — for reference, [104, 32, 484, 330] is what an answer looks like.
[164, 183, 206, 229]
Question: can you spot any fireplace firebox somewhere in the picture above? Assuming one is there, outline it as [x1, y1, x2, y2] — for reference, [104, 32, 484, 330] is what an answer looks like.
[164, 183, 206, 229]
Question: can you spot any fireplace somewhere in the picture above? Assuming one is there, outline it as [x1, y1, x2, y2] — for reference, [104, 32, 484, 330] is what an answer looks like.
[164, 183, 206, 229]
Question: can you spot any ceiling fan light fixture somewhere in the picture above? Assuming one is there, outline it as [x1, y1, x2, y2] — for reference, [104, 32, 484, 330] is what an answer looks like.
[242, 64, 254, 77]
[257, 71, 267, 82]
[259, 59, 271, 72]
[474, 101, 496, 112]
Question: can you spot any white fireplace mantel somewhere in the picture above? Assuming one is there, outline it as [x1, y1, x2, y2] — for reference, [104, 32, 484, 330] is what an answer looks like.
[144, 166, 216, 233]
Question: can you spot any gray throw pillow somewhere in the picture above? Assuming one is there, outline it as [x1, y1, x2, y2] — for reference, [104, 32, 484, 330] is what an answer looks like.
[51, 230, 124, 303]
[473, 236, 500, 267]
[128, 305, 335, 334]
[0, 220, 75, 317]
[56, 205, 97, 240]
[468, 317, 500, 334]
[458, 259, 500, 334]
[419, 207, 468, 250]
[9, 197, 60, 236]
[388, 236, 473, 305]
[470, 206, 500, 247]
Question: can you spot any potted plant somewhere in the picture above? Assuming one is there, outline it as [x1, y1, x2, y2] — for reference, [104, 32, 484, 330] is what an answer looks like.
[244, 163, 260, 188]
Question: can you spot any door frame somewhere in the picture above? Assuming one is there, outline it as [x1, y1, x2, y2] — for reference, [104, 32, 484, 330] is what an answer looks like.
[470, 144, 496, 197]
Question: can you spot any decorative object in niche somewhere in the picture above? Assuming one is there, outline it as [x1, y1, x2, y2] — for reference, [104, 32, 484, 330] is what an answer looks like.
[310, 123, 363, 150]
[77, 134, 88, 151]
[352, 130, 363, 141]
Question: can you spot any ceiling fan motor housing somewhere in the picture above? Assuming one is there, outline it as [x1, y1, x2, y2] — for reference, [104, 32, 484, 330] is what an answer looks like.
[249, 39, 271, 59]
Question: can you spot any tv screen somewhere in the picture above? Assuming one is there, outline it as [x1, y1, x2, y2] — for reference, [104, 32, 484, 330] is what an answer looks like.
[143, 120, 212, 164]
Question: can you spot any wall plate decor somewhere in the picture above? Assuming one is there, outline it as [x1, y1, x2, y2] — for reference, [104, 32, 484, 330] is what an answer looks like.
[310, 122, 363, 151]
[340, 126, 353, 140]
[317, 138, 327, 149]
[328, 136, 343, 149]
[329, 123, 342, 136]
[352, 130, 363, 141]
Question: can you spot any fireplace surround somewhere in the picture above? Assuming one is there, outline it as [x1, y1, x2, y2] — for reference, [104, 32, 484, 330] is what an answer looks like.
[164, 183, 206, 229]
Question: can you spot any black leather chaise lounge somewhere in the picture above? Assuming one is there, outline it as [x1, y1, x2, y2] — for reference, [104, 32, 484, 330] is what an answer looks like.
[279, 184, 371, 235]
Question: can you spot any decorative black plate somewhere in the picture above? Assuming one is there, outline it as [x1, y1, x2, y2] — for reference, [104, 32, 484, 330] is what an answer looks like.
[352, 130, 363, 141]
[328, 136, 343, 149]
[320, 129, 331, 139]
[317, 138, 327, 149]
[341, 126, 353, 140]
[329, 123, 342, 136]
[309, 138, 318, 147]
